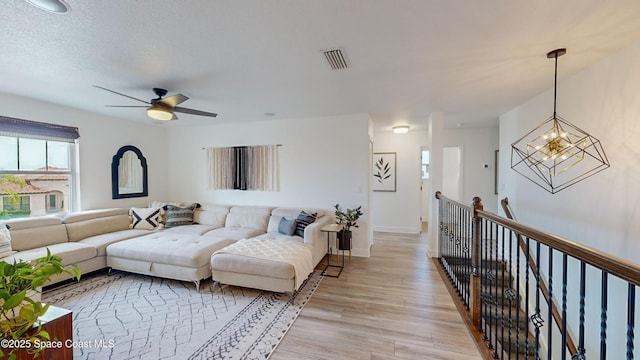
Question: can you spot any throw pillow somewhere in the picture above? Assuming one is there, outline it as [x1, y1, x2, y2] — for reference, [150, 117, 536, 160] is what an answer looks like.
[163, 203, 201, 228]
[278, 217, 297, 236]
[0, 223, 12, 259]
[295, 210, 317, 237]
[129, 207, 162, 230]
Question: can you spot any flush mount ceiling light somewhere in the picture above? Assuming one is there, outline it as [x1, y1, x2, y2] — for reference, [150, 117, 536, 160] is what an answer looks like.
[392, 125, 410, 134]
[510, 48, 610, 194]
[147, 103, 175, 121]
[26, 0, 68, 13]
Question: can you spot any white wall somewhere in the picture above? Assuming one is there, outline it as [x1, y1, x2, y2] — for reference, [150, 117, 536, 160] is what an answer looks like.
[371, 130, 428, 234]
[166, 114, 372, 256]
[0, 91, 169, 210]
[443, 126, 499, 213]
[499, 40, 640, 359]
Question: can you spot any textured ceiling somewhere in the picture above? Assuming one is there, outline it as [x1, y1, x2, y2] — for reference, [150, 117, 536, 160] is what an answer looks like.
[2, 1, 640, 131]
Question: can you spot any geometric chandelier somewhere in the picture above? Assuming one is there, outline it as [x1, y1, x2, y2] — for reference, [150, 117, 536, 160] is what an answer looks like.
[511, 48, 610, 194]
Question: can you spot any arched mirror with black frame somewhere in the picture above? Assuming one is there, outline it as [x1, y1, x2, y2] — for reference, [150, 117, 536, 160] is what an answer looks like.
[111, 145, 148, 199]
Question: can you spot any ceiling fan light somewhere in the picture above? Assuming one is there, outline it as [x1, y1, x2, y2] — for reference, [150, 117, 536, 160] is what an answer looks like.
[392, 125, 410, 134]
[26, 0, 68, 13]
[147, 104, 174, 121]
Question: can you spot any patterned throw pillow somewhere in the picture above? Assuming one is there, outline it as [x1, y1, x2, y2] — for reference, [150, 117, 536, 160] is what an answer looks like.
[278, 217, 297, 236]
[295, 211, 317, 237]
[129, 207, 162, 230]
[163, 203, 201, 228]
[0, 223, 13, 259]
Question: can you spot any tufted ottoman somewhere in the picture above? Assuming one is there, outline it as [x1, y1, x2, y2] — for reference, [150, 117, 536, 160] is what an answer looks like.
[210, 237, 314, 301]
[106, 232, 236, 290]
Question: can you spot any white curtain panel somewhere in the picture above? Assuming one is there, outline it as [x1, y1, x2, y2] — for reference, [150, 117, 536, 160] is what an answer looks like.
[207, 145, 279, 191]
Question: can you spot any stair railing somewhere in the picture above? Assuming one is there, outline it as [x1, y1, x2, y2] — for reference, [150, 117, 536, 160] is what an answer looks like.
[435, 191, 640, 360]
[501, 197, 578, 357]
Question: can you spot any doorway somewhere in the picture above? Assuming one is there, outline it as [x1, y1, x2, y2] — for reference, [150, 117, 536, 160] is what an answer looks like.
[420, 147, 430, 233]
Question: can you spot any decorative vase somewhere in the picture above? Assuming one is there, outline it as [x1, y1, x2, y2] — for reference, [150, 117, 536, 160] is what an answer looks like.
[338, 230, 352, 251]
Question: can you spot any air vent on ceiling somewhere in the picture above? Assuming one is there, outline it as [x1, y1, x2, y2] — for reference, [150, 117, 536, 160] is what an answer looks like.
[323, 48, 349, 70]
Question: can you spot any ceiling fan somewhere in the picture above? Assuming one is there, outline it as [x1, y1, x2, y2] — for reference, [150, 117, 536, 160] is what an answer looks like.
[94, 85, 218, 121]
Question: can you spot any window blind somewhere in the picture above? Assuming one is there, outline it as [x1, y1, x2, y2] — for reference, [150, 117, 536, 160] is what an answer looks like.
[0, 116, 80, 143]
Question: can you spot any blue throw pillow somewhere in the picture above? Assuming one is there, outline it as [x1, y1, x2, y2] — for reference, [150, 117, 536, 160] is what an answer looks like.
[278, 218, 297, 236]
[295, 211, 317, 237]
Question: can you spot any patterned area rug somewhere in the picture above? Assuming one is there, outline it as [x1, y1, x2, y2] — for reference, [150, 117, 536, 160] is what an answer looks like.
[42, 270, 322, 359]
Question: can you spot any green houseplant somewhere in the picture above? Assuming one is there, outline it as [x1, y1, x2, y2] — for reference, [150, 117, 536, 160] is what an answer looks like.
[333, 204, 363, 250]
[0, 249, 81, 359]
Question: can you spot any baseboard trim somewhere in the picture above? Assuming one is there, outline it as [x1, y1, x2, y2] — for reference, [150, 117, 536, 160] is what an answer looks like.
[373, 225, 420, 234]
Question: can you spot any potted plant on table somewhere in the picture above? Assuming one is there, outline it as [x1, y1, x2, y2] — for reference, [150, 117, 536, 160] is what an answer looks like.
[333, 204, 363, 251]
[0, 248, 81, 360]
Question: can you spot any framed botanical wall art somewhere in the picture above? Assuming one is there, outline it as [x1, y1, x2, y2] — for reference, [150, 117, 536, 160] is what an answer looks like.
[372, 152, 396, 192]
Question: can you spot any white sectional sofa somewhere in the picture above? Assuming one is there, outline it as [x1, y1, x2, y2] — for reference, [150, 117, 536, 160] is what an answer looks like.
[1, 204, 331, 295]
[1, 208, 150, 285]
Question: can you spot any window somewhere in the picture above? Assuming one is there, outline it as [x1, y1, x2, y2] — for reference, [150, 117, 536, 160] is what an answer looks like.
[0, 116, 79, 219]
[46, 193, 60, 213]
[422, 149, 430, 179]
[2, 195, 30, 211]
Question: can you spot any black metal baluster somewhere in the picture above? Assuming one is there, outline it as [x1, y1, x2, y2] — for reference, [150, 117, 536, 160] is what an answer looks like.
[576, 261, 584, 360]
[483, 218, 489, 339]
[488, 219, 495, 351]
[627, 283, 635, 360]
[599, 270, 607, 360]
[493, 222, 499, 358]
[534, 242, 541, 360]
[561, 254, 567, 360]
[454, 206, 459, 293]
[507, 230, 514, 360]
[525, 237, 531, 358]
[500, 225, 506, 359]
[515, 232, 521, 360]
[547, 248, 554, 360]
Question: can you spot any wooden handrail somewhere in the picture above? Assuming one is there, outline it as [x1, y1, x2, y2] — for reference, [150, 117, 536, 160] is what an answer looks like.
[483, 201, 640, 287]
[501, 198, 577, 356]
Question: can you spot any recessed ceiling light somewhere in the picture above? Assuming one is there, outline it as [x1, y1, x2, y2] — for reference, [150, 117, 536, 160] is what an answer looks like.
[26, 0, 69, 13]
[392, 125, 410, 134]
[264, 113, 276, 117]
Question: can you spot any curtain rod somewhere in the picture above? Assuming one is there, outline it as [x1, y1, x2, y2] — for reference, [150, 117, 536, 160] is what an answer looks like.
[202, 144, 282, 150]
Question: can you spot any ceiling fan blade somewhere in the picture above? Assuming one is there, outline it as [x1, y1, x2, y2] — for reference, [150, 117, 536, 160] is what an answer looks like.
[160, 93, 189, 107]
[173, 106, 218, 117]
[105, 105, 148, 108]
[93, 85, 150, 104]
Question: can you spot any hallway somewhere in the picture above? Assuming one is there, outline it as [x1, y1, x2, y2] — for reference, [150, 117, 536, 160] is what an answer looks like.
[272, 231, 482, 359]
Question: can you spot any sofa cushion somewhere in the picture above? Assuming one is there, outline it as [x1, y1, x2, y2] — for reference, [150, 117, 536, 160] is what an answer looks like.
[65, 214, 131, 242]
[106, 233, 236, 268]
[163, 203, 201, 228]
[62, 208, 129, 224]
[278, 217, 297, 236]
[129, 207, 162, 230]
[7, 217, 68, 251]
[193, 204, 230, 227]
[225, 212, 270, 231]
[2, 242, 97, 266]
[0, 223, 13, 259]
[295, 211, 317, 237]
[79, 229, 151, 256]
[5, 216, 62, 230]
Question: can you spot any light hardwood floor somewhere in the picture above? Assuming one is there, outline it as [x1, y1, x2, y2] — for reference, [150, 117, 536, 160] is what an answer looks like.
[271, 231, 482, 360]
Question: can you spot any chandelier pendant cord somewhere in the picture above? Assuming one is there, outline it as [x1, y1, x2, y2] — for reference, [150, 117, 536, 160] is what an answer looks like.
[553, 52, 558, 117]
